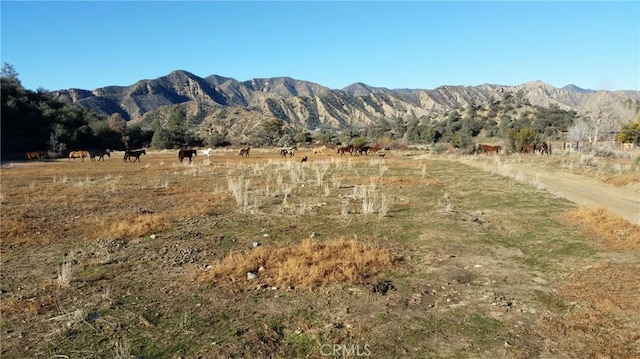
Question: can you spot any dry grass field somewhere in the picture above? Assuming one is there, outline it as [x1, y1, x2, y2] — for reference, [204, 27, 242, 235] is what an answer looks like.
[1, 148, 639, 358]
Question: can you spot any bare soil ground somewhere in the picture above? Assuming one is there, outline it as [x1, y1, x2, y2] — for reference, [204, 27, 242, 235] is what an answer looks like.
[1, 148, 639, 358]
[452, 154, 640, 225]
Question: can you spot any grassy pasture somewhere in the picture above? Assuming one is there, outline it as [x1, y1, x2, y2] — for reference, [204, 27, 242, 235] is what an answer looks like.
[1, 148, 638, 358]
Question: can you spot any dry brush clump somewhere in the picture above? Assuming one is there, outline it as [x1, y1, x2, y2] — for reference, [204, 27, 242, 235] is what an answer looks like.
[564, 207, 640, 251]
[604, 173, 640, 187]
[199, 237, 399, 289]
[539, 262, 640, 358]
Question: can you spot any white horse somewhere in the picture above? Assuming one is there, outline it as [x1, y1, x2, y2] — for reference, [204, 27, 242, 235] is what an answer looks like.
[202, 148, 213, 157]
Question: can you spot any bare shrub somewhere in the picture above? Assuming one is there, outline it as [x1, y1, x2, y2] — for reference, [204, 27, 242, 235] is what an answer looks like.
[113, 339, 133, 359]
[340, 202, 352, 225]
[437, 192, 453, 214]
[564, 207, 640, 251]
[604, 173, 640, 188]
[378, 193, 390, 217]
[313, 162, 330, 186]
[228, 176, 251, 207]
[57, 261, 73, 288]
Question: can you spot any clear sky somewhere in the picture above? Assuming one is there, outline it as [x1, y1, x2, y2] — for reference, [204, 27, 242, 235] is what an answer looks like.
[1, 1, 639, 92]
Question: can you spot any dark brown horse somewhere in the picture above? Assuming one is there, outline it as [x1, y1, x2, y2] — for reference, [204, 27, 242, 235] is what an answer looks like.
[178, 149, 197, 163]
[90, 149, 111, 161]
[239, 147, 250, 157]
[337, 145, 353, 156]
[124, 149, 146, 162]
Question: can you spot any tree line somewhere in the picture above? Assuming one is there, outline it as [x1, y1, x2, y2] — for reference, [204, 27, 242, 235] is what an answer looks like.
[1, 64, 153, 160]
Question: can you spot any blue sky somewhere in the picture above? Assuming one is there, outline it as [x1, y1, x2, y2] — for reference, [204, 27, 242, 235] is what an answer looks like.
[2, 1, 639, 92]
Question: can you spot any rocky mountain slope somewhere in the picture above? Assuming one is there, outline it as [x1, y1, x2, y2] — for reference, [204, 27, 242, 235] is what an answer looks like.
[52, 70, 640, 132]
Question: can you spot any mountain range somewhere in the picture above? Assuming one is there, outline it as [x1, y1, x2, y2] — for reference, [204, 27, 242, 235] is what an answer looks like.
[52, 70, 639, 135]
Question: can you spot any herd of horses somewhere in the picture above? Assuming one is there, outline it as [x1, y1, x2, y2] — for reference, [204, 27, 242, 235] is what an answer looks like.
[66, 149, 111, 162]
[24, 141, 552, 164]
[337, 144, 374, 156]
[472, 142, 550, 155]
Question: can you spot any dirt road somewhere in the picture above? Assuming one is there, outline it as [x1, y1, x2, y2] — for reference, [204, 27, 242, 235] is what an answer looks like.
[453, 156, 640, 225]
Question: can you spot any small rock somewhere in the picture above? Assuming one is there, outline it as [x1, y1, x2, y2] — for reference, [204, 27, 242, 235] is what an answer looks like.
[252, 242, 260, 248]
[247, 272, 258, 280]
[150, 234, 156, 239]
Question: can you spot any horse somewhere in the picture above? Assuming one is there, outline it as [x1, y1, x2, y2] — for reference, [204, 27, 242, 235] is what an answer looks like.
[478, 144, 501, 155]
[26, 151, 45, 161]
[69, 150, 89, 161]
[89, 149, 111, 161]
[337, 145, 353, 156]
[202, 148, 213, 157]
[178, 149, 197, 163]
[357, 145, 371, 155]
[281, 146, 297, 157]
[124, 149, 146, 162]
[287, 146, 297, 157]
[313, 145, 327, 155]
[523, 144, 536, 154]
[538, 142, 550, 155]
[239, 147, 250, 157]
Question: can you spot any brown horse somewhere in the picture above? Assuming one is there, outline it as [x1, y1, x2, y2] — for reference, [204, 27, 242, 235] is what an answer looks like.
[523, 144, 536, 154]
[69, 150, 89, 161]
[479, 144, 501, 155]
[89, 149, 111, 161]
[178, 149, 197, 163]
[337, 145, 353, 156]
[239, 147, 250, 157]
[26, 151, 45, 161]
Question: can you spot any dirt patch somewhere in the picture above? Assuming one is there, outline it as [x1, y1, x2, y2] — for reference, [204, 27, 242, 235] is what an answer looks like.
[451, 155, 640, 225]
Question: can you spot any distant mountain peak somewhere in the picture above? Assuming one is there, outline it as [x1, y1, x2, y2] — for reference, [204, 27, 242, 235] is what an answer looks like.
[562, 84, 596, 93]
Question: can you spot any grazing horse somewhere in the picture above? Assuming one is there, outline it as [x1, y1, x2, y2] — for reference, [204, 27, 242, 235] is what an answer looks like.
[178, 149, 197, 163]
[124, 149, 146, 162]
[523, 144, 536, 154]
[239, 147, 250, 157]
[478, 144, 501, 155]
[202, 148, 213, 157]
[26, 151, 45, 161]
[69, 150, 89, 161]
[90, 149, 111, 161]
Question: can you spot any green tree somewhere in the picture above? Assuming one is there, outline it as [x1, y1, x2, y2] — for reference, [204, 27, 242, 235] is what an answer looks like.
[151, 127, 173, 149]
[506, 126, 541, 153]
[260, 118, 286, 145]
